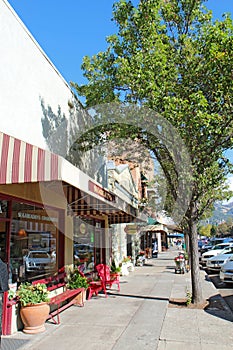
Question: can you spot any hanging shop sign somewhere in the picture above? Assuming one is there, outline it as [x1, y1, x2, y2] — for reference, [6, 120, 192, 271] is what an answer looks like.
[124, 224, 138, 235]
[88, 180, 115, 202]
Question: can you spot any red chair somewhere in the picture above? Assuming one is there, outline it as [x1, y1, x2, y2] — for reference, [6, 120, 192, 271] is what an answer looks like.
[87, 280, 106, 299]
[95, 264, 120, 292]
[77, 266, 106, 299]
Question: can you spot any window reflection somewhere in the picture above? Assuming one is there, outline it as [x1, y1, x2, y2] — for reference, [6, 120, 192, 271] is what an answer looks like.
[0, 200, 8, 218]
[0, 222, 7, 262]
[10, 202, 58, 283]
[73, 217, 95, 273]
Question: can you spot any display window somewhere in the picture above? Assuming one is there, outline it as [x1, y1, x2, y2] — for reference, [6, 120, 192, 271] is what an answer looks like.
[73, 217, 96, 273]
[73, 216, 108, 273]
[0, 221, 8, 262]
[9, 201, 59, 283]
[0, 200, 9, 219]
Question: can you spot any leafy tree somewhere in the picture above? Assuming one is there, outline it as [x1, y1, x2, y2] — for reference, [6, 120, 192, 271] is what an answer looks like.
[71, 0, 233, 304]
[198, 224, 212, 237]
[217, 221, 232, 236]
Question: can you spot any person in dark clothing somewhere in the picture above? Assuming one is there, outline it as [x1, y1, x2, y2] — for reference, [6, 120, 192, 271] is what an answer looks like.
[0, 258, 9, 340]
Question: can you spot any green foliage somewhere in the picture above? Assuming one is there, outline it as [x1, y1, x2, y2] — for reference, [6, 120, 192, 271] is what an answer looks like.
[111, 259, 121, 273]
[67, 269, 89, 289]
[210, 225, 217, 237]
[72, 0, 233, 224]
[198, 223, 213, 237]
[186, 289, 192, 306]
[16, 283, 49, 307]
[217, 221, 232, 236]
[71, 0, 233, 304]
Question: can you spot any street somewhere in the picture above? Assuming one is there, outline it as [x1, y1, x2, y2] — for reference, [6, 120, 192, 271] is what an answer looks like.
[205, 270, 233, 313]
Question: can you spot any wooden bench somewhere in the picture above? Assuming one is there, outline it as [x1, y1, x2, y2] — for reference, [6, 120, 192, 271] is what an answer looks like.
[48, 287, 84, 324]
[5, 271, 84, 335]
[32, 271, 84, 324]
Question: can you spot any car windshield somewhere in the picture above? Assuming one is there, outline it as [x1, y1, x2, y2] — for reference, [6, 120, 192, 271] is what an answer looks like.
[74, 244, 92, 252]
[223, 248, 233, 254]
[212, 244, 229, 250]
[224, 251, 233, 255]
[29, 252, 49, 259]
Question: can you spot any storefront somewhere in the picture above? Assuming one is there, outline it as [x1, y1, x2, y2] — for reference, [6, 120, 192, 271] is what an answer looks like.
[140, 223, 169, 253]
[0, 199, 60, 284]
[0, 131, 139, 334]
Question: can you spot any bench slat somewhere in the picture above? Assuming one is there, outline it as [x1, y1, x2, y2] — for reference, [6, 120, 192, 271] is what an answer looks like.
[31, 272, 84, 324]
[48, 288, 84, 324]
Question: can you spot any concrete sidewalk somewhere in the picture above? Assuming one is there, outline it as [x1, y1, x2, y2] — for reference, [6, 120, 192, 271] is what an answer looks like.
[2, 248, 233, 350]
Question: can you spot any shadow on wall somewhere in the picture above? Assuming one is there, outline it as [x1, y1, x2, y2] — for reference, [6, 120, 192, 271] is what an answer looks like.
[40, 96, 107, 186]
[40, 97, 68, 158]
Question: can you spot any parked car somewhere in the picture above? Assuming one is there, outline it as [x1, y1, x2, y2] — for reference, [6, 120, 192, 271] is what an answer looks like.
[201, 243, 233, 266]
[199, 237, 233, 255]
[199, 242, 213, 255]
[73, 244, 93, 261]
[206, 247, 233, 272]
[24, 250, 56, 273]
[198, 240, 207, 251]
[220, 256, 233, 284]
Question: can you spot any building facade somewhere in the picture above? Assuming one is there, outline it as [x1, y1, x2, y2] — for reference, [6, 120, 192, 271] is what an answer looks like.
[0, 0, 139, 335]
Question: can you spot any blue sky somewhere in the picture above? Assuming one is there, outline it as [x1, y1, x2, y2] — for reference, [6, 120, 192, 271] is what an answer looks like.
[7, 0, 233, 87]
[5, 0, 233, 191]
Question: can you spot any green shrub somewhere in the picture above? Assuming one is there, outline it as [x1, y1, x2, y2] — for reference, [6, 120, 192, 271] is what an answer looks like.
[17, 282, 49, 306]
[67, 269, 89, 289]
[111, 260, 121, 273]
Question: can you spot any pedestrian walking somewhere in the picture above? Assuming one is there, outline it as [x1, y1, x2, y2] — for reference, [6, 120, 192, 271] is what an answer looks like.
[152, 240, 158, 258]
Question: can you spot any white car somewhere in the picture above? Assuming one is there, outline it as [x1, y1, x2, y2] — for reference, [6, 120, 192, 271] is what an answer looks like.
[206, 247, 233, 272]
[220, 257, 233, 284]
[201, 243, 233, 266]
[24, 250, 56, 273]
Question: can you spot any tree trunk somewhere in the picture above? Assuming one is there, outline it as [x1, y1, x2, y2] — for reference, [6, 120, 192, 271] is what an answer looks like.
[188, 219, 204, 305]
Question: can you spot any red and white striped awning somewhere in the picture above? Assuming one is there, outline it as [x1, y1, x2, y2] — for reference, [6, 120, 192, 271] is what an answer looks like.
[0, 131, 141, 223]
[0, 131, 61, 184]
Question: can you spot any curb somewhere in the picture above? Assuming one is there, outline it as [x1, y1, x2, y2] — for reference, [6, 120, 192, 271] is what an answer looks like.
[204, 271, 233, 319]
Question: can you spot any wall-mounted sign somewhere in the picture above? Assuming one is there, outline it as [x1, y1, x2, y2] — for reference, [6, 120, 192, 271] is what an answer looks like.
[18, 212, 58, 222]
[88, 180, 115, 202]
[79, 223, 86, 235]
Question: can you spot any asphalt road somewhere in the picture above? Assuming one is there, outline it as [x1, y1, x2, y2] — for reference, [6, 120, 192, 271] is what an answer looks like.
[206, 270, 233, 313]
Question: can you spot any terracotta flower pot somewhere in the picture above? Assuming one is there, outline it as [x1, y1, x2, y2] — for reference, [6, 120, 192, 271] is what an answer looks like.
[74, 289, 86, 306]
[20, 302, 50, 334]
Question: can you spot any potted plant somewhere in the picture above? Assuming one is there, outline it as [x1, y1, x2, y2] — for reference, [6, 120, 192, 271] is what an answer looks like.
[67, 269, 89, 305]
[110, 260, 121, 274]
[16, 282, 50, 334]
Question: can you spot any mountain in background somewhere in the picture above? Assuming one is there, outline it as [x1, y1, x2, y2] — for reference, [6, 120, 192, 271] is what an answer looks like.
[203, 201, 233, 225]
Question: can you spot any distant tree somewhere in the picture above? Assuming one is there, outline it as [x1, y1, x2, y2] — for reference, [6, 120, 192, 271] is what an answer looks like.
[217, 221, 231, 236]
[72, 0, 233, 305]
[210, 225, 217, 237]
[199, 224, 212, 237]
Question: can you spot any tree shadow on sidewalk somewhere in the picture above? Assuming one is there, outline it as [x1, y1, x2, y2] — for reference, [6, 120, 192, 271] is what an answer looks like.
[204, 294, 233, 322]
[107, 291, 169, 302]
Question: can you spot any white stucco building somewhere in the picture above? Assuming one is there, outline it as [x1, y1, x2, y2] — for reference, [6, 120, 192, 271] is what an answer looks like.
[0, 0, 140, 335]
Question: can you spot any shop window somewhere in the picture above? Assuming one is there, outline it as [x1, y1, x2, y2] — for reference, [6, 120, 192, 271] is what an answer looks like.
[0, 200, 9, 218]
[0, 222, 7, 262]
[73, 217, 95, 273]
[10, 202, 58, 283]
